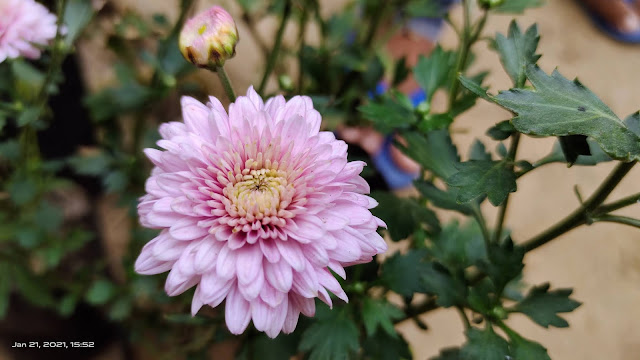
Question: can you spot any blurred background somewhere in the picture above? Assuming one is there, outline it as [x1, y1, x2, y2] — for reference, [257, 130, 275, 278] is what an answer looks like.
[1, 0, 639, 359]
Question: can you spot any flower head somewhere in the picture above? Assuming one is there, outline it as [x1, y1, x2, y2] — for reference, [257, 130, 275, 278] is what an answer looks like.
[0, 0, 58, 63]
[136, 87, 387, 338]
[179, 5, 238, 68]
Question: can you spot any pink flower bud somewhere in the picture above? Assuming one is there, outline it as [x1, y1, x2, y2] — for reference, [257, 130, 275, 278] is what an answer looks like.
[179, 5, 239, 68]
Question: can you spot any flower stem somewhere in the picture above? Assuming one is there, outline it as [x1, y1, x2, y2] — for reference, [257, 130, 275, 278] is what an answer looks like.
[215, 66, 236, 103]
[457, 306, 472, 329]
[447, 0, 473, 112]
[258, 0, 291, 95]
[593, 192, 640, 215]
[522, 161, 637, 252]
[592, 215, 640, 229]
[472, 202, 491, 248]
[493, 132, 522, 243]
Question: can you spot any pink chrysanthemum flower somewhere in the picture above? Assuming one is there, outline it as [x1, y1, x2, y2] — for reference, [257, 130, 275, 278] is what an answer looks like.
[0, 0, 58, 63]
[136, 87, 388, 338]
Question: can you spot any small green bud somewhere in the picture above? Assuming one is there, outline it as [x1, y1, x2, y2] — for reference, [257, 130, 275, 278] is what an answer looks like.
[478, 0, 505, 9]
[278, 75, 294, 92]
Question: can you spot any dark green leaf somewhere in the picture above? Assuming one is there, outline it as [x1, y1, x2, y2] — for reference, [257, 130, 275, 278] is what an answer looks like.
[625, 111, 640, 136]
[486, 120, 516, 141]
[494, 65, 640, 162]
[493, 21, 540, 86]
[460, 327, 510, 360]
[510, 336, 551, 360]
[414, 46, 456, 99]
[7, 176, 37, 205]
[417, 113, 454, 132]
[299, 304, 359, 360]
[14, 267, 56, 307]
[36, 201, 63, 232]
[492, 0, 544, 13]
[537, 138, 611, 166]
[558, 135, 591, 165]
[428, 220, 486, 269]
[85, 279, 116, 305]
[478, 237, 524, 293]
[421, 262, 467, 307]
[363, 330, 412, 360]
[400, 130, 460, 179]
[513, 283, 581, 328]
[17, 107, 40, 127]
[447, 161, 517, 206]
[361, 298, 404, 337]
[0, 263, 11, 318]
[371, 192, 440, 241]
[406, 0, 450, 17]
[392, 57, 410, 87]
[242, 333, 300, 360]
[380, 249, 430, 297]
[12, 61, 44, 101]
[0, 140, 20, 162]
[109, 296, 133, 321]
[414, 181, 473, 215]
[468, 140, 491, 161]
[430, 347, 462, 360]
[359, 96, 416, 133]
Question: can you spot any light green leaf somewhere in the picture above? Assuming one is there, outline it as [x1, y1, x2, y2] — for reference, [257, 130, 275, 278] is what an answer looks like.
[400, 130, 460, 179]
[493, 65, 640, 162]
[414, 46, 456, 99]
[85, 279, 116, 305]
[460, 327, 510, 360]
[513, 283, 581, 328]
[493, 21, 540, 86]
[447, 161, 517, 206]
[361, 298, 404, 337]
[491, 0, 544, 13]
[63, 0, 94, 46]
[358, 96, 416, 134]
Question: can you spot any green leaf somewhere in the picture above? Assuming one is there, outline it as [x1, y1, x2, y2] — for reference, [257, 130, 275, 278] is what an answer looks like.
[558, 135, 591, 165]
[417, 113, 454, 133]
[380, 249, 430, 297]
[361, 298, 404, 337]
[358, 96, 416, 133]
[452, 72, 490, 117]
[428, 220, 486, 269]
[491, 0, 544, 13]
[513, 283, 581, 328]
[362, 330, 412, 360]
[430, 348, 462, 360]
[510, 336, 551, 360]
[58, 294, 78, 317]
[458, 74, 491, 102]
[0, 140, 21, 162]
[63, 0, 94, 46]
[414, 181, 473, 215]
[0, 263, 11, 318]
[85, 279, 116, 305]
[625, 111, 640, 136]
[493, 21, 540, 86]
[17, 107, 40, 127]
[13, 267, 56, 307]
[299, 304, 359, 360]
[400, 130, 460, 179]
[421, 262, 467, 307]
[493, 65, 640, 162]
[371, 192, 440, 241]
[242, 333, 300, 360]
[109, 296, 132, 321]
[468, 140, 491, 161]
[68, 152, 111, 176]
[460, 327, 510, 360]
[538, 138, 611, 166]
[406, 0, 450, 17]
[392, 57, 410, 87]
[486, 120, 516, 141]
[7, 176, 37, 205]
[447, 161, 517, 206]
[36, 201, 63, 232]
[414, 46, 456, 99]
[479, 236, 524, 293]
[11, 61, 44, 101]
